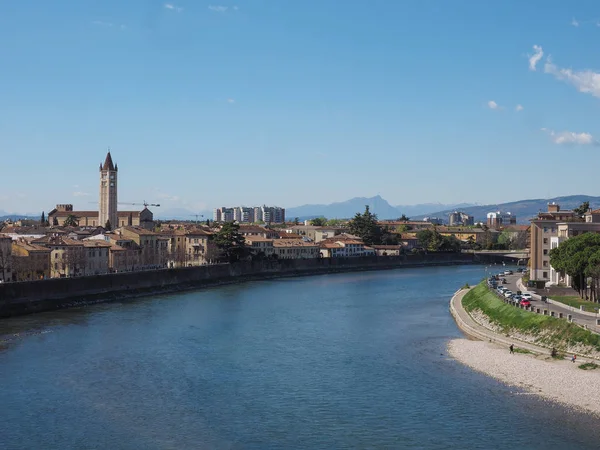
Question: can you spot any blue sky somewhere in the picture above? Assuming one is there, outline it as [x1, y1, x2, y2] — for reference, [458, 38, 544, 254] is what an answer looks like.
[2, 0, 600, 215]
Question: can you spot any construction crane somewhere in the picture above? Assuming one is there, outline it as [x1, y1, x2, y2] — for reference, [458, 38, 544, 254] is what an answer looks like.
[118, 201, 161, 208]
[190, 214, 204, 223]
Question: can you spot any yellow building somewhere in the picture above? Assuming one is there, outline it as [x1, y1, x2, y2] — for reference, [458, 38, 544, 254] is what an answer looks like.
[11, 238, 51, 281]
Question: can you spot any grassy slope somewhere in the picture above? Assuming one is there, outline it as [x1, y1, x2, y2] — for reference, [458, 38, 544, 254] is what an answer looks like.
[550, 295, 600, 314]
[462, 283, 600, 351]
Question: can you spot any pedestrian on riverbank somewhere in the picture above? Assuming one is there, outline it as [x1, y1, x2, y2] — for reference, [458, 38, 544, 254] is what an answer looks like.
[572, 354, 577, 363]
[509, 344, 514, 354]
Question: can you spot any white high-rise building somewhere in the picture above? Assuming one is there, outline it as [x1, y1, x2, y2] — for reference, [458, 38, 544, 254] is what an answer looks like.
[99, 151, 118, 230]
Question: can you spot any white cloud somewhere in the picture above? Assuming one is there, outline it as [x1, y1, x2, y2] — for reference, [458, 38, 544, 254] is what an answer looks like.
[542, 128, 598, 145]
[515, 104, 524, 111]
[487, 100, 499, 110]
[571, 18, 580, 27]
[543, 57, 600, 99]
[227, 98, 235, 104]
[73, 191, 91, 197]
[208, 5, 228, 12]
[164, 3, 183, 12]
[528, 45, 544, 71]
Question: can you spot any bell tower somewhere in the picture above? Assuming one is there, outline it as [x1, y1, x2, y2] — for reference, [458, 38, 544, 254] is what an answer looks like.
[99, 150, 118, 230]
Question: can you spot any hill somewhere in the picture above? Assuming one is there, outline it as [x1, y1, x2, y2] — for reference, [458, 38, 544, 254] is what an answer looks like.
[286, 195, 403, 220]
[412, 195, 600, 224]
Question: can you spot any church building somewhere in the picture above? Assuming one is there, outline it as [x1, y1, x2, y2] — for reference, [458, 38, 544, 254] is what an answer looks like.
[48, 151, 154, 230]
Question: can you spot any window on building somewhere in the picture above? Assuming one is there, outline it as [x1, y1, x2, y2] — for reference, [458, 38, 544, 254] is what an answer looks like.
[543, 271, 548, 278]
[543, 238, 548, 244]
[543, 261, 548, 267]
[543, 249, 548, 255]
[543, 227, 548, 233]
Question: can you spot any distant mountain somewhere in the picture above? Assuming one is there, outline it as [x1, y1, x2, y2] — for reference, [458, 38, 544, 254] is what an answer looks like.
[394, 202, 478, 218]
[412, 195, 600, 224]
[286, 195, 403, 221]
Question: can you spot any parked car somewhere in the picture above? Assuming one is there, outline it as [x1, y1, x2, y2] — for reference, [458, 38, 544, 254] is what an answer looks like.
[520, 299, 531, 307]
[504, 290, 513, 298]
[521, 293, 532, 300]
[504, 270, 513, 275]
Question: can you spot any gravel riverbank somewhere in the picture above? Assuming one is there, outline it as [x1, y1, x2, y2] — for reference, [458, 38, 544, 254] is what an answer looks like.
[448, 339, 600, 416]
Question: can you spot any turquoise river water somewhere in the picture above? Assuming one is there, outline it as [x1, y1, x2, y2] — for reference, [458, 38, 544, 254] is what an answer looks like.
[1, 265, 599, 449]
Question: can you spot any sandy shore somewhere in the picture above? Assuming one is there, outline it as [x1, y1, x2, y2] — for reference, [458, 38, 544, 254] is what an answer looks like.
[448, 339, 600, 416]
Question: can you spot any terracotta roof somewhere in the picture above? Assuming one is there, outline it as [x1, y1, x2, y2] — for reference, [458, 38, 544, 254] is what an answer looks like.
[244, 236, 274, 243]
[372, 245, 402, 250]
[278, 232, 302, 239]
[102, 151, 115, 171]
[0, 233, 10, 240]
[82, 240, 112, 248]
[320, 242, 343, 249]
[239, 225, 272, 234]
[273, 239, 318, 248]
[588, 209, 600, 214]
[120, 226, 158, 236]
[12, 239, 50, 253]
[32, 235, 83, 247]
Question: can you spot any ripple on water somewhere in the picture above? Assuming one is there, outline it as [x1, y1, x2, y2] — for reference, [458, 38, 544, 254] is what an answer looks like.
[0, 265, 599, 449]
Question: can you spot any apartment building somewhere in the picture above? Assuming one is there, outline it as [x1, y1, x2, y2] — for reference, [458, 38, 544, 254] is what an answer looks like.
[11, 238, 51, 281]
[487, 211, 517, 229]
[530, 203, 578, 282]
[319, 235, 375, 258]
[273, 239, 320, 259]
[213, 207, 234, 222]
[214, 205, 285, 224]
[287, 225, 341, 243]
[117, 226, 170, 268]
[82, 240, 111, 275]
[244, 236, 275, 258]
[448, 211, 474, 226]
[32, 235, 86, 278]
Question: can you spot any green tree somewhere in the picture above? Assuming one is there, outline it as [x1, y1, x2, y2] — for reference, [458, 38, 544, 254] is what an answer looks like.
[573, 201, 590, 218]
[550, 233, 600, 299]
[40, 211, 45, 225]
[398, 214, 410, 221]
[310, 217, 327, 226]
[213, 222, 247, 262]
[105, 220, 112, 231]
[466, 235, 477, 250]
[416, 228, 443, 252]
[396, 224, 412, 233]
[63, 214, 79, 227]
[497, 230, 513, 250]
[326, 218, 345, 227]
[439, 235, 461, 252]
[347, 205, 382, 246]
[293, 217, 300, 225]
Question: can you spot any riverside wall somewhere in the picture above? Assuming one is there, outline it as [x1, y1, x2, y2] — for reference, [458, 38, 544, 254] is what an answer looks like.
[0, 253, 475, 318]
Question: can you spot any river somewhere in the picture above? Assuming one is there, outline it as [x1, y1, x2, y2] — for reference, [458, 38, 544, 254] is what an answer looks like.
[1, 265, 598, 449]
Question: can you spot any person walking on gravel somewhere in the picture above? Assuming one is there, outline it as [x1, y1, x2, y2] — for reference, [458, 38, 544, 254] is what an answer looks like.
[509, 344, 514, 354]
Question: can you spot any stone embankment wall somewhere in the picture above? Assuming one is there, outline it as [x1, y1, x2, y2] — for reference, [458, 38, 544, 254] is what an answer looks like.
[0, 253, 474, 318]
